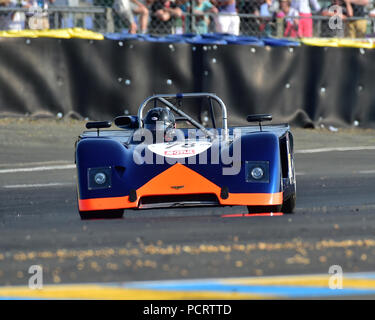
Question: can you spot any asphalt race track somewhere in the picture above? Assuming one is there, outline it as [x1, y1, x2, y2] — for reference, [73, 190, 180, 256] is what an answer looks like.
[0, 119, 375, 299]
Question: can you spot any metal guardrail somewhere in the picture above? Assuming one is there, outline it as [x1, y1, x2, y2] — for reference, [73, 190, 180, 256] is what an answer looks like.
[0, 6, 375, 38]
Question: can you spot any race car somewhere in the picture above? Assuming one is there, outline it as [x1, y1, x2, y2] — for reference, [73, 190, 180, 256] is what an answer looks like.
[75, 93, 296, 219]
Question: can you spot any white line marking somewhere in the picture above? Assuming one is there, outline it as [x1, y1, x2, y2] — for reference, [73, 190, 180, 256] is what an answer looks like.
[0, 164, 75, 174]
[2, 183, 73, 189]
[296, 146, 375, 154]
[0, 161, 72, 169]
[358, 170, 375, 174]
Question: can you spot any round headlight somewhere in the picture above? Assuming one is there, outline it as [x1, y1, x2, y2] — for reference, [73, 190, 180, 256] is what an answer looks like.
[94, 172, 106, 185]
[251, 167, 264, 180]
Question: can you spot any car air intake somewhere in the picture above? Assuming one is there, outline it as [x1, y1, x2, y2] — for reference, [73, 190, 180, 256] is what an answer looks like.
[139, 194, 219, 209]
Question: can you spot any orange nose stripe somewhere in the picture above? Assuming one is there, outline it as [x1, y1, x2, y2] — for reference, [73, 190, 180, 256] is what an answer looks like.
[79, 163, 282, 211]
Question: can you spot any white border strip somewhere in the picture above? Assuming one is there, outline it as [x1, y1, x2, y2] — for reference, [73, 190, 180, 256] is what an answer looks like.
[0, 160, 72, 169]
[296, 146, 375, 154]
[359, 170, 375, 174]
[0, 164, 75, 173]
[3, 183, 73, 189]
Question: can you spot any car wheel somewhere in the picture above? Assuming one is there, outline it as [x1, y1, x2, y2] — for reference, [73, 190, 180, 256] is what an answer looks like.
[79, 209, 124, 220]
[281, 194, 296, 214]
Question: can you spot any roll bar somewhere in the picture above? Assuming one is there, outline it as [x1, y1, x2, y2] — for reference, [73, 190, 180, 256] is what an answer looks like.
[137, 93, 229, 141]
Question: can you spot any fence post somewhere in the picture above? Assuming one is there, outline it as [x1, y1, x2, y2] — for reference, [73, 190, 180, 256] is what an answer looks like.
[190, 1, 195, 33]
[106, 7, 114, 33]
[315, 19, 321, 37]
[276, 17, 284, 37]
[54, 11, 59, 29]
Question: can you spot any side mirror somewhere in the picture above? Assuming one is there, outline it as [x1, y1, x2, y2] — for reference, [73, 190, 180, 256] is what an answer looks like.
[247, 114, 272, 131]
[85, 121, 112, 137]
[246, 114, 272, 123]
[114, 116, 139, 129]
[85, 121, 112, 129]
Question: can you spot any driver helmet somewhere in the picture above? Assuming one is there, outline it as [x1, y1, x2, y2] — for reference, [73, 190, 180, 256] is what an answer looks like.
[143, 107, 176, 141]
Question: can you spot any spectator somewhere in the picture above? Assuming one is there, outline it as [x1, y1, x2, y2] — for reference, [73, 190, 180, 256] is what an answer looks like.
[0, 0, 20, 30]
[180, 0, 218, 33]
[133, 0, 149, 33]
[238, 0, 262, 16]
[114, 0, 149, 34]
[277, 0, 299, 37]
[321, 0, 353, 37]
[237, 0, 262, 35]
[211, 0, 240, 35]
[346, 0, 368, 38]
[25, 0, 55, 30]
[259, 0, 278, 35]
[148, 0, 182, 34]
[49, 0, 75, 29]
[291, 0, 321, 37]
[260, 0, 278, 16]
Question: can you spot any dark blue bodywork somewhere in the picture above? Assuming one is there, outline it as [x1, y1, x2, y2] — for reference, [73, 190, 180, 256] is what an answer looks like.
[75, 93, 296, 218]
[76, 126, 295, 202]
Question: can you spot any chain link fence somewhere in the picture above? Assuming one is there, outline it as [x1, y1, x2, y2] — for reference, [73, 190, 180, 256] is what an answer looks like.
[1, 0, 375, 37]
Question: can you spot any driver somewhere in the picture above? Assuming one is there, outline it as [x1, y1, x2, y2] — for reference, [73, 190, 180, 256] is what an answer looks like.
[143, 107, 176, 143]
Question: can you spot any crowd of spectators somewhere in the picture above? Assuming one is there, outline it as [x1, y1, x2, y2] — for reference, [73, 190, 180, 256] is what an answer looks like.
[116, 0, 372, 37]
[0, 0, 373, 38]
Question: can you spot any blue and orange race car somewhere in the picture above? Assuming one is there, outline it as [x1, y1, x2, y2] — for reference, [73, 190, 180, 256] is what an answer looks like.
[75, 93, 296, 219]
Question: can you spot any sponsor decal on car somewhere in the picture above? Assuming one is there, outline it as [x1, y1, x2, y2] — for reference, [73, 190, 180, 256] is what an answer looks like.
[164, 149, 195, 156]
[148, 141, 212, 158]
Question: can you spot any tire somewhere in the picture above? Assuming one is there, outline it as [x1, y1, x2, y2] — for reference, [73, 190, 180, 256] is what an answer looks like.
[79, 209, 124, 220]
[281, 194, 296, 214]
